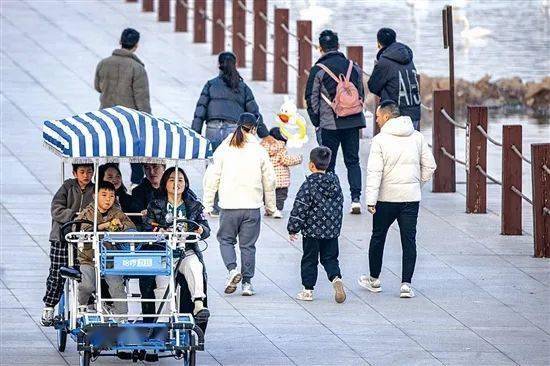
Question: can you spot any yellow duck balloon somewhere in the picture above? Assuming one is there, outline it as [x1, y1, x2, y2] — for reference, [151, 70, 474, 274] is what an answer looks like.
[276, 96, 308, 148]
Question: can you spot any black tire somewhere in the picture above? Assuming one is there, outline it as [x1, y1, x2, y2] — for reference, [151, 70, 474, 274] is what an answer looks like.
[80, 350, 91, 366]
[57, 328, 67, 352]
[57, 294, 67, 352]
[186, 349, 196, 366]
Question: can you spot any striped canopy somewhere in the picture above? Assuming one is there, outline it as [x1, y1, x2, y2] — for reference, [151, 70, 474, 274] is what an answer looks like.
[43, 106, 212, 162]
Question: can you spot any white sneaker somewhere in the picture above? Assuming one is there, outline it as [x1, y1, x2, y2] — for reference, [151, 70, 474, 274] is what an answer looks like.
[296, 288, 313, 301]
[272, 210, 283, 219]
[400, 283, 415, 298]
[224, 269, 242, 294]
[350, 201, 361, 214]
[241, 282, 255, 296]
[357, 275, 382, 293]
[332, 278, 346, 303]
[40, 307, 55, 326]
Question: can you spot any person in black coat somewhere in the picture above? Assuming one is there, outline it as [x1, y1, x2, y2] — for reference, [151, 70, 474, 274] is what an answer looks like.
[192, 52, 276, 216]
[367, 28, 421, 130]
[144, 167, 211, 328]
[304, 30, 366, 214]
[287, 147, 346, 303]
[192, 51, 272, 149]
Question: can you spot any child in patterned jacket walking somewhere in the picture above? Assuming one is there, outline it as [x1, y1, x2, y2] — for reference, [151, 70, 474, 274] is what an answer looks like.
[287, 147, 346, 303]
[261, 127, 302, 218]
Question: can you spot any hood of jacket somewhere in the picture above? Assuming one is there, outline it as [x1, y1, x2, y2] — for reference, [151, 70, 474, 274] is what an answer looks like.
[262, 139, 285, 157]
[377, 42, 413, 65]
[381, 116, 415, 137]
[307, 172, 340, 199]
[112, 48, 145, 66]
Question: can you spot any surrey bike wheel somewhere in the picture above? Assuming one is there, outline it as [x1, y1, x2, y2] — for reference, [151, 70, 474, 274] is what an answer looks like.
[183, 349, 196, 366]
[56, 293, 67, 352]
[79, 350, 91, 366]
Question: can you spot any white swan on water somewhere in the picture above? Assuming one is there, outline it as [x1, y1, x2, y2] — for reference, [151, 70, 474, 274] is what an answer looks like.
[456, 14, 492, 41]
[299, 1, 333, 28]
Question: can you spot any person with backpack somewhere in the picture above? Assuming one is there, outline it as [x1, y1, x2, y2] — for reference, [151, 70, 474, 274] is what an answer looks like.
[367, 28, 421, 130]
[192, 51, 274, 216]
[305, 30, 366, 215]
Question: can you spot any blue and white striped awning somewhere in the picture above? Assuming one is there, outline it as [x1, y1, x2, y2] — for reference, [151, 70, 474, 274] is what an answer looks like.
[43, 106, 212, 162]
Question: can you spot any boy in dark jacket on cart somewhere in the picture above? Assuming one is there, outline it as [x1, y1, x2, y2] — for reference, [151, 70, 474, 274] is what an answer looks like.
[41, 164, 95, 326]
[287, 147, 346, 303]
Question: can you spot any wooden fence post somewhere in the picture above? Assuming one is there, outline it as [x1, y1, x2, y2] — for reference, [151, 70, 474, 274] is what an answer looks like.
[175, 0, 188, 32]
[296, 20, 312, 109]
[346, 46, 363, 69]
[501, 125, 522, 235]
[531, 143, 550, 258]
[252, 0, 267, 81]
[212, 0, 225, 54]
[232, 0, 246, 67]
[142, 0, 154, 12]
[466, 106, 487, 213]
[273, 8, 289, 94]
[193, 0, 206, 43]
[158, 0, 170, 21]
[432, 90, 456, 193]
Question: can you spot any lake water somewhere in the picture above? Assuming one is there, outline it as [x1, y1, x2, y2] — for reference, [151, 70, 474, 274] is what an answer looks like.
[270, 0, 549, 82]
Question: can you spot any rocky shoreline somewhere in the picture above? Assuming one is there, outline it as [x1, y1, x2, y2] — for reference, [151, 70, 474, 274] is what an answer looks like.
[364, 75, 550, 118]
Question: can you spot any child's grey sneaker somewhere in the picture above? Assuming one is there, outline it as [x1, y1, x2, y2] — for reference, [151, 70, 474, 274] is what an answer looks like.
[358, 275, 382, 293]
[296, 288, 314, 301]
[400, 283, 415, 298]
[241, 282, 255, 296]
[40, 307, 55, 326]
[224, 269, 242, 294]
[272, 210, 283, 219]
[332, 278, 346, 303]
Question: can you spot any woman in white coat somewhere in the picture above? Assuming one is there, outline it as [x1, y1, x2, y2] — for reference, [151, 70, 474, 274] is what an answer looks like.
[358, 100, 436, 298]
[203, 112, 277, 296]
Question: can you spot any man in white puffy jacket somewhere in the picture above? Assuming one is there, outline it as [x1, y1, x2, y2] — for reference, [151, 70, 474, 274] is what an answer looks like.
[358, 100, 436, 298]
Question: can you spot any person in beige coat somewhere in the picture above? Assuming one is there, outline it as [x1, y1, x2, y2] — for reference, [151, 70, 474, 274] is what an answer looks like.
[358, 100, 436, 299]
[94, 28, 151, 185]
[203, 113, 276, 296]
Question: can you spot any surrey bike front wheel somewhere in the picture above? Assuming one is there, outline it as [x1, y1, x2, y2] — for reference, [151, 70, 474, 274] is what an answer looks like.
[56, 293, 67, 352]
[79, 350, 92, 366]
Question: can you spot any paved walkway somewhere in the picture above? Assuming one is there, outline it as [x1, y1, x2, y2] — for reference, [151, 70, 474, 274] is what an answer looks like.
[1, 1, 549, 365]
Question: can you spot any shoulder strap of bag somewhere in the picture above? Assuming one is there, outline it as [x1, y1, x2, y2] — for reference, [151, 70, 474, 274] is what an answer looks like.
[345, 60, 354, 82]
[317, 63, 340, 83]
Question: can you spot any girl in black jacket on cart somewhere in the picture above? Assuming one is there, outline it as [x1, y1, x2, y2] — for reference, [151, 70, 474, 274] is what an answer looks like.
[144, 167, 211, 327]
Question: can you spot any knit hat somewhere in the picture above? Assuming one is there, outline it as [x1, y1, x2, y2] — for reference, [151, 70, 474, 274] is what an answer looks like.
[269, 127, 287, 142]
[238, 112, 259, 127]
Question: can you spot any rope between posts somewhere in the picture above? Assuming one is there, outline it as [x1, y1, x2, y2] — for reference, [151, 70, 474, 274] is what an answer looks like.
[237, 0, 254, 15]
[178, 0, 192, 11]
[511, 186, 533, 205]
[440, 109, 467, 129]
[303, 35, 320, 50]
[421, 103, 433, 111]
[280, 23, 299, 39]
[543, 164, 550, 176]
[476, 165, 502, 185]
[440, 147, 466, 166]
[259, 11, 275, 25]
[198, 8, 211, 21]
[476, 125, 502, 147]
[258, 43, 274, 56]
[544, 207, 550, 216]
[510, 145, 531, 164]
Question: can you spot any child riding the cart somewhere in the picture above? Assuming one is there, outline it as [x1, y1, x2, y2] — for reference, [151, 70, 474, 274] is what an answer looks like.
[42, 106, 213, 365]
